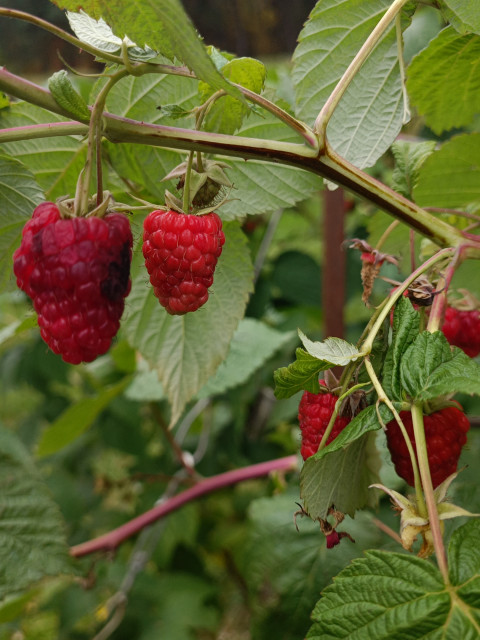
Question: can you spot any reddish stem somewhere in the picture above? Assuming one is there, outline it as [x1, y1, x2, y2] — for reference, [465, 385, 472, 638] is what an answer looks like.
[322, 188, 346, 341]
[70, 455, 298, 558]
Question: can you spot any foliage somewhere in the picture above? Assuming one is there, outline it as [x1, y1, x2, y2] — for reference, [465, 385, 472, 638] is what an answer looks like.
[0, 0, 479, 638]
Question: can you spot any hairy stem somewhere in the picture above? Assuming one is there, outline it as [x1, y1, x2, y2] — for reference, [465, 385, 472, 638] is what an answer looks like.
[411, 402, 449, 583]
[70, 455, 298, 557]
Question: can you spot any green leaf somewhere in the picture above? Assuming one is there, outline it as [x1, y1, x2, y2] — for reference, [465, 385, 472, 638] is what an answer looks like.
[53, 0, 244, 104]
[307, 550, 449, 639]
[122, 221, 253, 425]
[406, 28, 480, 134]
[48, 70, 91, 121]
[381, 296, 420, 401]
[300, 432, 380, 519]
[0, 102, 87, 199]
[274, 348, 331, 399]
[199, 57, 266, 135]
[292, 0, 408, 169]
[400, 331, 480, 402]
[299, 331, 363, 367]
[36, 378, 130, 457]
[391, 140, 436, 199]
[0, 316, 37, 348]
[0, 153, 44, 292]
[0, 425, 72, 599]
[413, 133, 480, 208]
[308, 521, 480, 639]
[312, 404, 393, 460]
[197, 318, 295, 398]
[440, 0, 480, 35]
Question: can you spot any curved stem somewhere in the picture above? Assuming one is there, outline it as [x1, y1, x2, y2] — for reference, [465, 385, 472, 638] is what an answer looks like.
[182, 150, 195, 213]
[411, 402, 449, 583]
[314, 0, 411, 138]
[70, 455, 298, 558]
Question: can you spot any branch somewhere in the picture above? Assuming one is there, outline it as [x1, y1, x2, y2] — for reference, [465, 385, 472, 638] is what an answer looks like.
[70, 455, 298, 558]
[0, 68, 474, 251]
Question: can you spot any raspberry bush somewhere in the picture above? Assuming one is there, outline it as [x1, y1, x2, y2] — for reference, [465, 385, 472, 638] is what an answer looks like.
[1, 1, 480, 638]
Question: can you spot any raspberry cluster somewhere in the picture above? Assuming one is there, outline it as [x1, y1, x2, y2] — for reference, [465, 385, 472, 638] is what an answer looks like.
[13, 202, 132, 364]
[143, 209, 225, 315]
[385, 406, 470, 488]
[442, 307, 480, 358]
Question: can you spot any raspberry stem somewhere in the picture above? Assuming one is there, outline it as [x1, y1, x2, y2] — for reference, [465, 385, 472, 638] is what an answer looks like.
[410, 402, 449, 583]
[316, 383, 366, 453]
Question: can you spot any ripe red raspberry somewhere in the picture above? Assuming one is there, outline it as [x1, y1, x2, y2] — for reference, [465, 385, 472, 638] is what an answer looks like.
[442, 307, 480, 358]
[142, 209, 225, 315]
[385, 407, 470, 488]
[298, 385, 352, 460]
[13, 202, 132, 365]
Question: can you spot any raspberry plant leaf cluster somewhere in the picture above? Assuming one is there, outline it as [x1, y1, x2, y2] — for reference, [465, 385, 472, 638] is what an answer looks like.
[0, 0, 480, 636]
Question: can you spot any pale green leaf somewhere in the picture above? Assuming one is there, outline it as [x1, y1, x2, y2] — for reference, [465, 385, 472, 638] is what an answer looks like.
[391, 140, 436, 199]
[122, 221, 253, 425]
[300, 432, 380, 519]
[125, 369, 165, 402]
[406, 28, 480, 134]
[299, 331, 363, 366]
[48, 70, 91, 121]
[400, 331, 480, 402]
[0, 316, 37, 347]
[274, 348, 331, 399]
[413, 134, 480, 208]
[293, 0, 407, 169]
[36, 378, 130, 457]
[54, 0, 244, 103]
[0, 425, 72, 599]
[200, 57, 266, 134]
[0, 102, 87, 199]
[0, 153, 44, 292]
[197, 318, 295, 398]
[440, 0, 480, 35]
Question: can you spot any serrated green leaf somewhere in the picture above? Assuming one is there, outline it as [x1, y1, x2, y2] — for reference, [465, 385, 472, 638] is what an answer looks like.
[308, 520, 480, 639]
[197, 318, 294, 398]
[274, 348, 331, 399]
[36, 378, 130, 457]
[292, 0, 408, 169]
[0, 153, 44, 293]
[400, 331, 480, 402]
[48, 70, 91, 121]
[53, 0, 244, 104]
[301, 432, 380, 519]
[313, 404, 393, 460]
[199, 57, 266, 135]
[413, 133, 480, 208]
[307, 550, 449, 639]
[407, 28, 480, 134]
[122, 221, 253, 425]
[440, 0, 480, 35]
[299, 331, 363, 367]
[0, 425, 72, 599]
[391, 140, 436, 199]
[382, 296, 420, 401]
[0, 102, 87, 199]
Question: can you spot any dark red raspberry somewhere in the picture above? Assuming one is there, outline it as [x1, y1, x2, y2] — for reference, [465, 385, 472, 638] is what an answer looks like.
[13, 202, 132, 364]
[385, 406, 470, 488]
[442, 307, 480, 358]
[142, 209, 225, 315]
[298, 385, 352, 460]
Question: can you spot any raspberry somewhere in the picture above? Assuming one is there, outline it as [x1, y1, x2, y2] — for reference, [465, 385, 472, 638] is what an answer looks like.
[442, 307, 480, 358]
[298, 386, 352, 460]
[142, 209, 225, 315]
[385, 407, 470, 488]
[13, 202, 132, 364]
